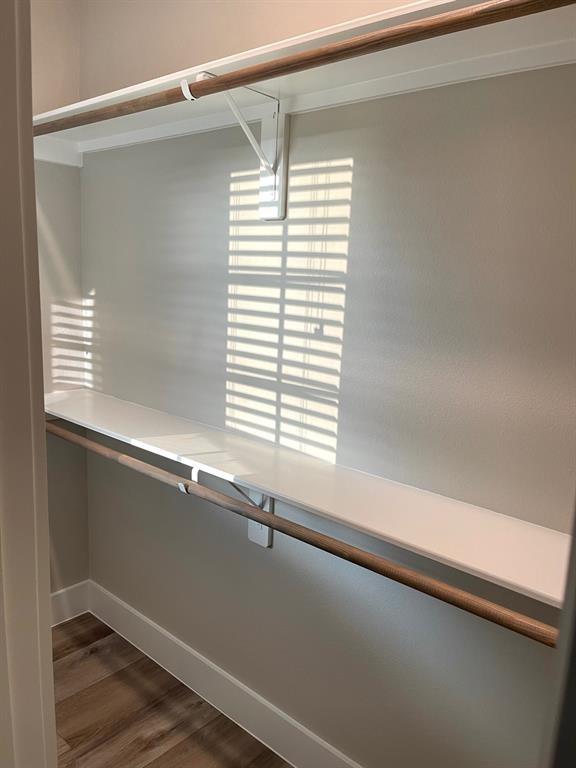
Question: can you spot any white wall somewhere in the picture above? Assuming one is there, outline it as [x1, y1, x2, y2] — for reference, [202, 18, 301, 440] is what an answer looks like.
[36, 162, 82, 395]
[75, 66, 575, 767]
[81, 67, 576, 532]
[36, 161, 88, 592]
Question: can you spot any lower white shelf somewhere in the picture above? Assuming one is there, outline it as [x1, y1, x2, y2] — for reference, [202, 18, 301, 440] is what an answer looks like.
[45, 388, 570, 607]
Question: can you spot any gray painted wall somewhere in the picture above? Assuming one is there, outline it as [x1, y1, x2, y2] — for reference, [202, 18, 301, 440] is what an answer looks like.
[82, 66, 576, 531]
[87, 447, 558, 768]
[46, 432, 88, 592]
[36, 161, 83, 396]
[39, 65, 575, 767]
[36, 161, 88, 592]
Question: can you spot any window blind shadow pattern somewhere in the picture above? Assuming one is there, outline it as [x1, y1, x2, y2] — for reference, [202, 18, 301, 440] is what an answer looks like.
[51, 292, 98, 389]
[226, 159, 353, 463]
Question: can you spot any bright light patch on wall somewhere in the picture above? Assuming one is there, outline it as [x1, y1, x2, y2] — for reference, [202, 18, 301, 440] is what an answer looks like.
[226, 159, 353, 463]
[51, 292, 96, 389]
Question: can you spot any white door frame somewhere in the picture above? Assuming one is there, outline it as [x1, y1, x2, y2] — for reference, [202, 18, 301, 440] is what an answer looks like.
[0, 0, 57, 766]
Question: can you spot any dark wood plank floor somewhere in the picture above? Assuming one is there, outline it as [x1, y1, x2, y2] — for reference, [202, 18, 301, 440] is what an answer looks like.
[53, 614, 290, 768]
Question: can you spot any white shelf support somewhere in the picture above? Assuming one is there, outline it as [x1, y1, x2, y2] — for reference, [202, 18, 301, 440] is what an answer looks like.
[259, 107, 289, 221]
[231, 482, 275, 548]
[181, 73, 290, 221]
[239, 487, 275, 549]
[179, 466, 275, 547]
[222, 90, 275, 176]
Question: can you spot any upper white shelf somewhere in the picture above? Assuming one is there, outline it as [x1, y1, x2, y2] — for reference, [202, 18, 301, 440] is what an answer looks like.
[33, 2, 576, 166]
[45, 388, 570, 607]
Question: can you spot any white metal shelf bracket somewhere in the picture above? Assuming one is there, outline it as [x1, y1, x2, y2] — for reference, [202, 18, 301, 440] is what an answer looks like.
[178, 462, 275, 548]
[181, 73, 289, 220]
[232, 484, 275, 548]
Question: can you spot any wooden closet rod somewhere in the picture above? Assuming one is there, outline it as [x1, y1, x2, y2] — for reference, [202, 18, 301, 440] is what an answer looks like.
[34, 0, 574, 137]
[46, 420, 559, 648]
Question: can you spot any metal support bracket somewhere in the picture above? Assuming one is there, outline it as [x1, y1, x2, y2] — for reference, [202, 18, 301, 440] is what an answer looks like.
[180, 466, 274, 547]
[231, 483, 275, 548]
[181, 73, 289, 220]
[258, 106, 289, 221]
[180, 466, 275, 547]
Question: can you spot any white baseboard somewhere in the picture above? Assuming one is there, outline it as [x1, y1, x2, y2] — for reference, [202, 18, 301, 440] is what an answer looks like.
[51, 580, 363, 768]
[51, 580, 90, 626]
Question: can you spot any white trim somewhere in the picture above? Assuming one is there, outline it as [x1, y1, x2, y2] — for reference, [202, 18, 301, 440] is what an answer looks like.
[50, 580, 364, 768]
[50, 581, 90, 626]
[90, 582, 364, 768]
[78, 102, 274, 156]
[1, 0, 57, 764]
[34, 136, 83, 167]
[282, 39, 576, 114]
[41, 37, 576, 162]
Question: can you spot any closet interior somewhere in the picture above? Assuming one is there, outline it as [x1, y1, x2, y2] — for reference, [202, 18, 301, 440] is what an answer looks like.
[35, 1, 575, 765]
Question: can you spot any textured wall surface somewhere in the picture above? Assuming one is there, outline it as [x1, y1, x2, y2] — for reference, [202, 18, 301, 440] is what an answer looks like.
[76, 67, 575, 767]
[81, 67, 576, 531]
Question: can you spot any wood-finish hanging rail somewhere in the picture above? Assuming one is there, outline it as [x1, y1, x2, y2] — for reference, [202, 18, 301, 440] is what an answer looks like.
[46, 420, 559, 648]
[34, 0, 575, 137]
